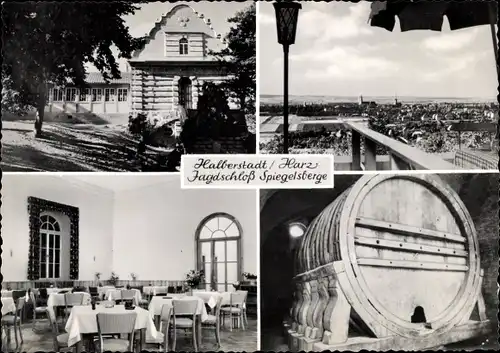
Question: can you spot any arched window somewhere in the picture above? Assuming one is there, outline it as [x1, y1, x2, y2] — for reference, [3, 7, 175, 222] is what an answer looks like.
[179, 38, 189, 55]
[196, 213, 242, 292]
[39, 215, 62, 279]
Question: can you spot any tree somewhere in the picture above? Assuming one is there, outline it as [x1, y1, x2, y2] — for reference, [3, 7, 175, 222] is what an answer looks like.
[210, 3, 256, 114]
[2, 2, 145, 136]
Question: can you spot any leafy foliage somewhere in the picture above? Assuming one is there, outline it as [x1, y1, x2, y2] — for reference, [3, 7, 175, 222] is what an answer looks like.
[210, 3, 255, 113]
[180, 82, 248, 150]
[108, 272, 119, 286]
[185, 270, 205, 289]
[2, 2, 145, 135]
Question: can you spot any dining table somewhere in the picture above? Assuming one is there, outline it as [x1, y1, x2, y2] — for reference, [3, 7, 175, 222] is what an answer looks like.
[105, 288, 142, 305]
[65, 304, 157, 353]
[147, 294, 207, 346]
[143, 286, 169, 297]
[1, 297, 16, 315]
[1, 290, 13, 298]
[47, 292, 91, 307]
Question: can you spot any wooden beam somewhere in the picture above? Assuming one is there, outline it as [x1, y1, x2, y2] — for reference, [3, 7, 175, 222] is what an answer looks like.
[354, 236, 467, 257]
[355, 217, 466, 244]
[345, 122, 459, 170]
[356, 258, 469, 272]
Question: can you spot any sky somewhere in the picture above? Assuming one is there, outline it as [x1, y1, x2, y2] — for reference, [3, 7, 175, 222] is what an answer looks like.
[258, 1, 497, 98]
[86, 1, 251, 73]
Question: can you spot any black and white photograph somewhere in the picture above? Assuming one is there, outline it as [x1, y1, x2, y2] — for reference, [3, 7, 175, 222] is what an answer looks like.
[259, 1, 498, 171]
[1, 173, 258, 352]
[260, 172, 498, 351]
[2, 1, 256, 172]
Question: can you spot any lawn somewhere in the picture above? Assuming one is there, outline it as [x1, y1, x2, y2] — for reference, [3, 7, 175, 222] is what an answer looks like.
[1, 121, 175, 172]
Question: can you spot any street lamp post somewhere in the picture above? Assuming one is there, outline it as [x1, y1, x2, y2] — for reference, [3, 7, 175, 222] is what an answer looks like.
[273, 1, 301, 154]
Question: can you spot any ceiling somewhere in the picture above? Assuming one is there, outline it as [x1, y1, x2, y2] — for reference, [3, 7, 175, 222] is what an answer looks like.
[70, 174, 178, 192]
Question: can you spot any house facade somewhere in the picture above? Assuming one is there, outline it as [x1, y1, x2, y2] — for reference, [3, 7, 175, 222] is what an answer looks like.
[45, 4, 231, 119]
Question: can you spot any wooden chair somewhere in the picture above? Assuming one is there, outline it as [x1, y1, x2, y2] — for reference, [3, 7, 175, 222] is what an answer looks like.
[29, 290, 48, 332]
[201, 296, 223, 349]
[119, 290, 136, 305]
[150, 303, 175, 352]
[1, 297, 25, 347]
[88, 287, 100, 300]
[172, 299, 199, 352]
[96, 312, 137, 352]
[221, 291, 247, 331]
[46, 306, 72, 352]
[63, 293, 84, 321]
[237, 290, 249, 327]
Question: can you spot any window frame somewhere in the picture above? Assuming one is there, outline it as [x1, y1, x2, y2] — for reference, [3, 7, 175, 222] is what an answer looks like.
[39, 215, 62, 280]
[195, 212, 243, 292]
[179, 38, 189, 55]
[117, 88, 128, 102]
[104, 88, 116, 102]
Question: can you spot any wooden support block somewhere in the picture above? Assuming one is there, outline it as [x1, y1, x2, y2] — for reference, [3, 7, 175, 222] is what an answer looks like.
[312, 321, 491, 352]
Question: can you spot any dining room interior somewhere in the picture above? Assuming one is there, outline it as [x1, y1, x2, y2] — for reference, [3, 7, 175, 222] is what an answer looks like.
[1, 173, 258, 352]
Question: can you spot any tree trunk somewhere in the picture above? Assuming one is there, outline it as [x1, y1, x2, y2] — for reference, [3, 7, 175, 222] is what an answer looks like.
[239, 94, 246, 113]
[34, 86, 46, 138]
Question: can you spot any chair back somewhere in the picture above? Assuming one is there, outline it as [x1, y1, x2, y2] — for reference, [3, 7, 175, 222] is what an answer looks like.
[172, 299, 198, 319]
[214, 295, 224, 319]
[65, 292, 84, 306]
[175, 286, 183, 293]
[39, 288, 49, 299]
[46, 306, 59, 335]
[16, 296, 26, 314]
[121, 290, 135, 300]
[29, 290, 37, 309]
[12, 290, 26, 303]
[230, 291, 247, 307]
[159, 303, 174, 332]
[96, 312, 136, 352]
[89, 287, 99, 295]
[167, 286, 175, 294]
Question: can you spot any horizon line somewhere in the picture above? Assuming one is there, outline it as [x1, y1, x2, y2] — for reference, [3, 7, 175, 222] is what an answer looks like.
[260, 94, 497, 99]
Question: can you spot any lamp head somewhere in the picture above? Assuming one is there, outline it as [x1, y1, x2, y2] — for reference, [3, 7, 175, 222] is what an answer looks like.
[273, 1, 302, 46]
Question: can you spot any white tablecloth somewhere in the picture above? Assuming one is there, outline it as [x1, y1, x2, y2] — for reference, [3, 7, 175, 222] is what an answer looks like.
[143, 286, 169, 296]
[148, 295, 208, 322]
[191, 291, 222, 309]
[1, 298, 16, 315]
[1, 290, 13, 298]
[47, 292, 91, 308]
[44, 288, 74, 295]
[105, 289, 142, 305]
[97, 286, 115, 298]
[65, 304, 157, 347]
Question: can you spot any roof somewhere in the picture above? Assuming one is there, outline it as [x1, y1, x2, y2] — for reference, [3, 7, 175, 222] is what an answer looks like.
[132, 4, 227, 59]
[85, 72, 132, 84]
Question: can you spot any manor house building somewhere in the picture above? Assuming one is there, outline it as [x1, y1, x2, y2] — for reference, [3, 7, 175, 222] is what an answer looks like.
[45, 4, 230, 120]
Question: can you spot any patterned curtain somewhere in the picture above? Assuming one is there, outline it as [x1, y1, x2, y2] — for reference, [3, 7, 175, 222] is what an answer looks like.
[27, 197, 80, 280]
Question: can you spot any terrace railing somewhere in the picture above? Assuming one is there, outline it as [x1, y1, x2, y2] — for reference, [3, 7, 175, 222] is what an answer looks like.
[345, 122, 460, 171]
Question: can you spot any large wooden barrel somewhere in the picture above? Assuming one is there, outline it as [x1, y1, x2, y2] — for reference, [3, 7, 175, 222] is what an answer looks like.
[295, 174, 481, 338]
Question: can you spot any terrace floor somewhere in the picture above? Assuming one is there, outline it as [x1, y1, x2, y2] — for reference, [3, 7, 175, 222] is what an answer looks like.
[2, 318, 257, 352]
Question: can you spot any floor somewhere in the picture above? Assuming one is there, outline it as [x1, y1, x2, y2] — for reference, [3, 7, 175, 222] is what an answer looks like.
[1, 316, 257, 352]
[261, 325, 499, 352]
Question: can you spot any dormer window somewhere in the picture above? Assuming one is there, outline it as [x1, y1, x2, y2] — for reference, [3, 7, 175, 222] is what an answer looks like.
[179, 38, 188, 55]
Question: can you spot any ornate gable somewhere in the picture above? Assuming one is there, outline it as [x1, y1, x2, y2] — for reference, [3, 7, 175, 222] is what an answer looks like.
[132, 4, 226, 62]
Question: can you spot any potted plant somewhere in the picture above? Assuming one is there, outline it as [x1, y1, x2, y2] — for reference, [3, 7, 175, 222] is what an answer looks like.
[108, 272, 119, 287]
[242, 272, 257, 285]
[130, 272, 138, 286]
[185, 270, 205, 294]
[95, 272, 102, 287]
